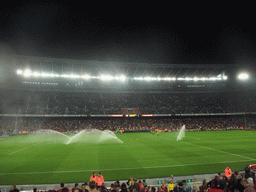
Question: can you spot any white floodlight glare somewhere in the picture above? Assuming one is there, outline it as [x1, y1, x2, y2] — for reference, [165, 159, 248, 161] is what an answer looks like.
[16, 69, 23, 75]
[119, 75, 126, 81]
[134, 77, 143, 80]
[223, 76, 228, 80]
[166, 77, 176, 81]
[70, 74, 80, 79]
[193, 77, 198, 81]
[23, 69, 32, 77]
[82, 75, 91, 79]
[15, 69, 229, 82]
[100, 75, 114, 81]
[144, 77, 158, 81]
[32, 72, 40, 77]
[144, 77, 152, 81]
[61, 74, 69, 78]
[238, 73, 249, 80]
[42, 73, 52, 77]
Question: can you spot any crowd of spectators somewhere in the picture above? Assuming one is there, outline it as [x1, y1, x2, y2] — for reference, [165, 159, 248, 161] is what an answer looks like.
[0, 116, 255, 136]
[1, 90, 256, 115]
[197, 164, 256, 192]
[5, 164, 256, 192]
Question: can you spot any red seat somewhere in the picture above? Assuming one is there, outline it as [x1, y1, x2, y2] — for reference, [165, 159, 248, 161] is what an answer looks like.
[250, 165, 256, 170]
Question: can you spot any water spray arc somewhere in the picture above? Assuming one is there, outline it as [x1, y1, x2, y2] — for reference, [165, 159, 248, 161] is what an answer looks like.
[31, 129, 123, 144]
[177, 125, 185, 141]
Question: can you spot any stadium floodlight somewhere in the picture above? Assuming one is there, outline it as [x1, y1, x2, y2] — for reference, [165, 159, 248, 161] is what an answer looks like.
[223, 76, 228, 80]
[118, 75, 127, 81]
[70, 74, 80, 79]
[61, 74, 69, 78]
[82, 75, 91, 79]
[166, 77, 176, 81]
[32, 72, 40, 77]
[16, 69, 23, 75]
[193, 77, 199, 81]
[42, 73, 51, 77]
[164, 77, 171, 81]
[134, 77, 143, 80]
[144, 77, 158, 81]
[144, 77, 152, 81]
[100, 75, 114, 81]
[23, 69, 32, 77]
[238, 73, 249, 80]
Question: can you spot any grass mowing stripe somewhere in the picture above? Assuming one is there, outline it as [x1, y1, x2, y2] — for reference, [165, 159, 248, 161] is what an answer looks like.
[0, 159, 251, 175]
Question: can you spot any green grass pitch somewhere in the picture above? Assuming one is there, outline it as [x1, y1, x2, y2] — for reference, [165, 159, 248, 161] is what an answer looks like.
[0, 130, 256, 185]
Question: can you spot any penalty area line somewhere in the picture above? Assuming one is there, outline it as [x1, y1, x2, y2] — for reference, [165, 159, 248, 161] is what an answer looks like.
[0, 159, 252, 175]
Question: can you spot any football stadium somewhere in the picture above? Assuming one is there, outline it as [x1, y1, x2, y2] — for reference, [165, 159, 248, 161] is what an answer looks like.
[1, 48, 256, 191]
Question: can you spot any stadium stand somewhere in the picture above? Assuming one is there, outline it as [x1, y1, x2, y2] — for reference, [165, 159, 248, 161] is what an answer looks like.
[1, 116, 255, 136]
[1, 90, 256, 115]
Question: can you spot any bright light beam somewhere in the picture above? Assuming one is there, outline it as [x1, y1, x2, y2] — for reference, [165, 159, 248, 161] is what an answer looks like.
[16, 69, 23, 75]
[238, 73, 249, 80]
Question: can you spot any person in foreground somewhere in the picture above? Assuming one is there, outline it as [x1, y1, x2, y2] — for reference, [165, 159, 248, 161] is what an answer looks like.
[97, 173, 104, 189]
[167, 180, 175, 192]
[90, 172, 97, 182]
[89, 181, 98, 192]
[241, 180, 255, 192]
[9, 185, 19, 192]
[182, 180, 191, 192]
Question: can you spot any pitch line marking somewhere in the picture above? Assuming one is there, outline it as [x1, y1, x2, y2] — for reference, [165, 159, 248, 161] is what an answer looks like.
[8, 143, 41, 155]
[135, 135, 254, 161]
[182, 141, 256, 161]
[0, 159, 251, 175]
[161, 137, 256, 161]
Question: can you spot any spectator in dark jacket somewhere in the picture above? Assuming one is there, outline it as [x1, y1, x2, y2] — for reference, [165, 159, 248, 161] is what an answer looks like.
[133, 179, 140, 192]
[174, 182, 184, 192]
[9, 185, 19, 192]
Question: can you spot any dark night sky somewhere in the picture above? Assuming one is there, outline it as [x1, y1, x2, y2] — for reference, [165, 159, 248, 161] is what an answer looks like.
[1, 2, 256, 65]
